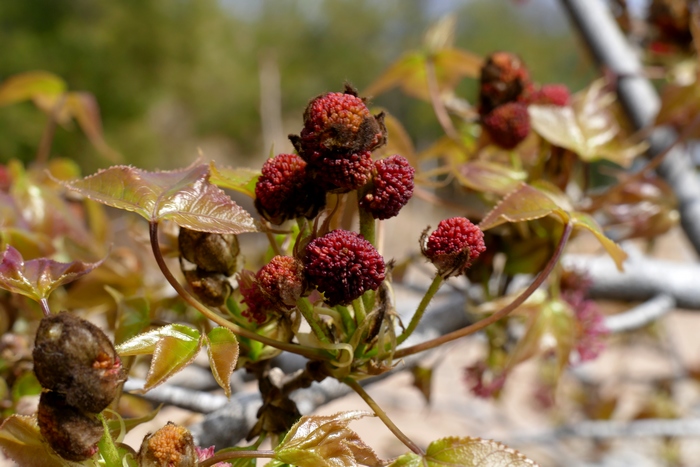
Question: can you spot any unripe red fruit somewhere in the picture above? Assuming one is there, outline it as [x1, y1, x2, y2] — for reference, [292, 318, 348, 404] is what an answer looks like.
[33, 312, 124, 413]
[256, 256, 306, 308]
[37, 391, 103, 461]
[360, 155, 415, 220]
[178, 228, 240, 276]
[255, 153, 326, 225]
[422, 217, 486, 278]
[482, 102, 531, 150]
[304, 230, 385, 306]
[479, 51, 531, 115]
[527, 84, 570, 107]
[137, 422, 197, 467]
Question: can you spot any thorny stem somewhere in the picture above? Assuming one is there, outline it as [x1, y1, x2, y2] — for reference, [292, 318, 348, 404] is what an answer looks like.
[198, 450, 276, 467]
[396, 274, 443, 347]
[39, 298, 51, 317]
[394, 221, 574, 359]
[296, 297, 331, 344]
[344, 378, 424, 456]
[148, 221, 331, 361]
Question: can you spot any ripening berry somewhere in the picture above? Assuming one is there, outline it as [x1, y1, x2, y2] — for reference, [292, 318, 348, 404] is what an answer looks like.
[256, 255, 306, 308]
[179, 228, 240, 276]
[304, 229, 385, 306]
[360, 155, 415, 220]
[527, 84, 571, 107]
[310, 150, 374, 193]
[421, 217, 486, 278]
[254, 153, 326, 224]
[479, 51, 531, 115]
[238, 269, 274, 325]
[37, 391, 103, 461]
[482, 102, 531, 150]
[137, 422, 197, 467]
[33, 312, 124, 413]
[294, 86, 386, 157]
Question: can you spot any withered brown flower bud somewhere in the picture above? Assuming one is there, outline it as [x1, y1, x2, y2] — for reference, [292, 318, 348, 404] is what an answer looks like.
[37, 391, 103, 462]
[33, 312, 124, 413]
[178, 228, 240, 276]
[183, 268, 232, 307]
[137, 422, 197, 467]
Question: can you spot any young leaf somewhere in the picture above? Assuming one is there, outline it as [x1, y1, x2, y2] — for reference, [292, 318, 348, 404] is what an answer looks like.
[570, 212, 626, 271]
[209, 162, 260, 199]
[274, 411, 384, 467]
[478, 183, 566, 231]
[205, 327, 239, 398]
[528, 80, 647, 167]
[455, 161, 526, 196]
[0, 415, 76, 467]
[0, 245, 104, 302]
[61, 163, 257, 234]
[0, 71, 66, 107]
[116, 324, 202, 391]
[389, 437, 539, 467]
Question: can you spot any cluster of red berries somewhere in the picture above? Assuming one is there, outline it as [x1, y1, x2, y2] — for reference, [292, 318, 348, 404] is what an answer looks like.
[33, 312, 124, 461]
[478, 52, 570, 150]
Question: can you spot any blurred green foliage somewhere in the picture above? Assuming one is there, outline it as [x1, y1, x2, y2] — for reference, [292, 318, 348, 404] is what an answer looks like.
[0, 0, 593, 172]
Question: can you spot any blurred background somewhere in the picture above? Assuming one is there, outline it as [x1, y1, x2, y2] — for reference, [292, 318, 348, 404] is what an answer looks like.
[0, 0, 595, 173]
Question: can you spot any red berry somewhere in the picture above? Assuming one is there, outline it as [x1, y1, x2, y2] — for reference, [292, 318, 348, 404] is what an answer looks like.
[479, 52, 531, 115]
[422, 217, 486, 278]
[527, 84, 570, 107]
[254, 154, 326, 224]
[238, 270, 273, 325]
[304, 230, 385, 306]
[309, 150, 374, 193]
[482, 102, 531, 150]
[256, 255, 306, 308]
[360, 155, 415, 220]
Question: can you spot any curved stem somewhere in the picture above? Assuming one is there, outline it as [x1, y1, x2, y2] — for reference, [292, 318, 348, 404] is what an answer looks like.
[344, 378, 424, 456]
[296, 297, 331, 344]
[352, 297, 366, 327]
[395, 274, 443, 347]
[425, 57, 459, 142]
[198, 450, 275, 467]
[148, 221, 330, 361]
[394, 221, 574, 359]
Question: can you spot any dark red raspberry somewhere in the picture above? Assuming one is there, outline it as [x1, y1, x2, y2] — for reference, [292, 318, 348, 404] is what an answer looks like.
[482, 102, 531, 150]
[294, 86, 386, 157]
[360, 155, 415, 220]
[37, 391, 103, 461]
[256, 255, 306, 308]
[254, 154, 326, 225]
[238, 270, 273, 325]
[479, 52, 531, 115]
[527, 84, 570, 107]
[33, 312, 124, 413]
[304, 230, 385, 306]
[309, 150, 374, 193]
[422, 217, 486, 278]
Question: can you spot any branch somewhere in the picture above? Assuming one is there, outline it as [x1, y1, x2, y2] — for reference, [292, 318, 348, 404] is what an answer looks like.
[604, 294, 676, 333]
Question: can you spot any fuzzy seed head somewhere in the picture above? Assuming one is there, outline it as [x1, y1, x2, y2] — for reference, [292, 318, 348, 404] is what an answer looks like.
[479, 51, 531, 115]
[254, 153, 326, 224]
[304, 230, 385, 306]
[360, 155, 415, 219]
[138, 422, 197, 467]
[482, 102, 531, 149]
[528, 84, 571, 107]
[422, 217, 486, 278]
[256, 255, 306, 308]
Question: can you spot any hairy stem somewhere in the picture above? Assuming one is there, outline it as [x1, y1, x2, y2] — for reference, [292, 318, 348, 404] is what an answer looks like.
[39, 298, 51, 317]
[344, 378, 424, 456]
[198, 450, 276, 467]
[394, 221, 574, 359]
[148, 221, 330, 361]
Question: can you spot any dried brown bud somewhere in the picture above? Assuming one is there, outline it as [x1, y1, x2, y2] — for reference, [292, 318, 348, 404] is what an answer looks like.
[183, 268, 232, 307]
[178, 228, 240, 276]
[138, 422, 197, 467]
[33, 312, 124, 413]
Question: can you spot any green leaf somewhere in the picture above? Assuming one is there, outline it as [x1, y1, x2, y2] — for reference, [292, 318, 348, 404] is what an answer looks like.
[0, 71, 66, 107]
[479, 183, 566, 231]
[209, 162, 260, 199]
[389, 437, 539, 467]
[61, 163, 257, 234]
[106, 287, 150, 345]
[455, 161, 526, 196]
[274, 411, 384, 467]
[205, 327, 239, 398]
[11, 372, 41, 403]
[116, 324, 202, 391]
[570, 212, 626, 271]
[0, 245, 104, 302]
[0, 415, 77, 467]
[528, 80, 647, 167]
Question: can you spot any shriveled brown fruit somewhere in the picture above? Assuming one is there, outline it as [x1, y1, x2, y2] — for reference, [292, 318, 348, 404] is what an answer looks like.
[183, 268, 232, 307]
[33, 312, 124, 413]
[178, 228, 240, 276]
[37, 391, 103, 462]
[138, 422, 197, 467]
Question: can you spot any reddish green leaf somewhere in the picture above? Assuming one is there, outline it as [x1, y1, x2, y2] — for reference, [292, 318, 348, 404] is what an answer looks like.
[0, 71, 66, 107]
[209, 162, 260, 199]
[116, 324, 202, 391]
[390, 437, 539, 467]
[0, 415, 74, 467]
[479, 183, 566, 231]
[570, 212, 627, 271]
[274, 411, 383, 467]
[0, 245, 104, 302]
[61, 163, 257, 234]
[205, 327, 239, 398]
[529, 80, 647, 167]
[455, 161, 526, 195]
